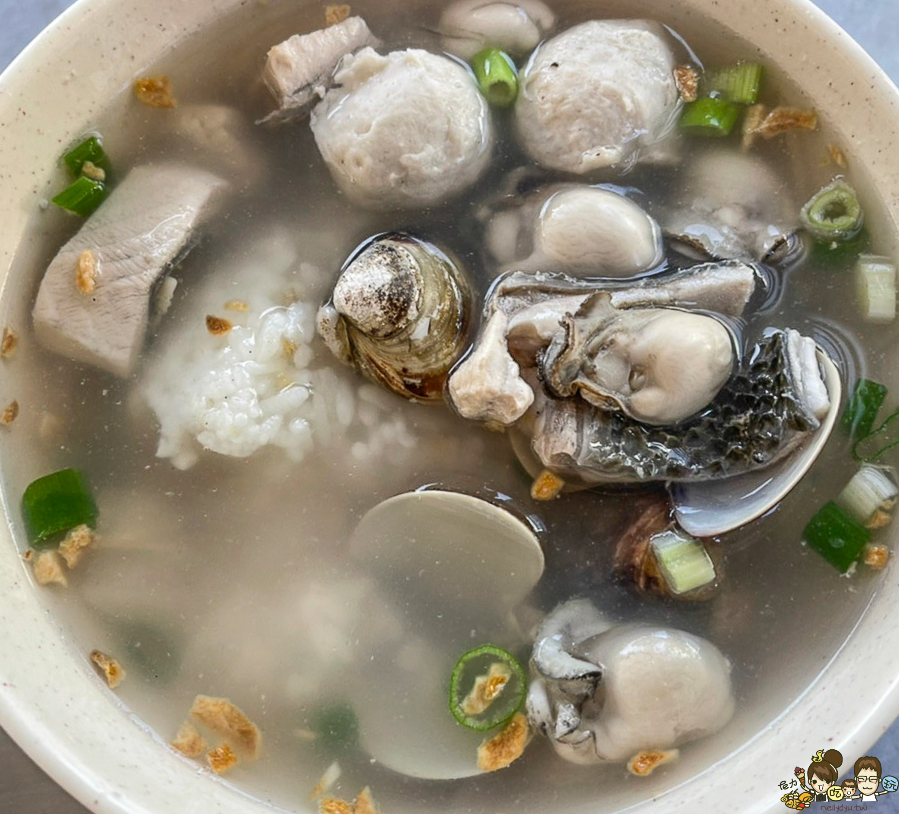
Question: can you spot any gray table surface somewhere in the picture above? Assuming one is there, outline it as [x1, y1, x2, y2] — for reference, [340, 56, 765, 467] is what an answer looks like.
[2, 0, 899, 811]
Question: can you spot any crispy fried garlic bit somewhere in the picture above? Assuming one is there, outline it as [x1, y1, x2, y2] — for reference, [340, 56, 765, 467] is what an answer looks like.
[461, 661, 512, 716]
[134, 76, 177, 108]
[477, 713, 530, 772]
[627, 748, 679, 777]
[59, 524, 95, 568]
[32, 551, 67, 587]
[90, 650, 126, 689]
[189, 694, 262, 759]
[207, 743, 239, 774]
[171, 721, 207, 758]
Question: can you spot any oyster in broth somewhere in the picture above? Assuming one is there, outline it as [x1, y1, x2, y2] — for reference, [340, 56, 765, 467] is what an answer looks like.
[531, 329, 833, 485]
[317, 233, 473, 401]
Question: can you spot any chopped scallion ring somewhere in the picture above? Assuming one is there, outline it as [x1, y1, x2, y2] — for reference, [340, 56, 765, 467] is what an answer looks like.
[449, 644, 527, 731]
[63, 135, 113, 180]
[21, 468, 98, 547]
[842, 378, 887, 441]
[702, 62, 763, 105]
[800, 178, 864, 242]
[51, 176, 109, 217]
[470, 48, 518, 108]
[803, 500, 870, 573]
[678, 97, 742, 137]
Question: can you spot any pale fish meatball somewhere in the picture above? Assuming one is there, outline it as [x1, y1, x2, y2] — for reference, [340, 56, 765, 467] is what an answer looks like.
[514, 20, 681, 173]
[310, 47, 493, 209]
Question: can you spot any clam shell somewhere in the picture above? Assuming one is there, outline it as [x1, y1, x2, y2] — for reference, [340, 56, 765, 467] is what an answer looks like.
[671, 350, 841, 537]
[347, 490, 544, 779]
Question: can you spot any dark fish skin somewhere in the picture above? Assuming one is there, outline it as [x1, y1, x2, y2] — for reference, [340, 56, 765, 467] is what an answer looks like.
[532, 330, 819, 484]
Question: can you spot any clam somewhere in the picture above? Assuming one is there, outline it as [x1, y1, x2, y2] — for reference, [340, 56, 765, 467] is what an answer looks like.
[540, 293, 736, 425]
[439, 0, 556, 61]
[346, 489, 544, 780]
[527, 599, 734, 765]
[316, 233, 473, 401]
[672, 341, 841, 537]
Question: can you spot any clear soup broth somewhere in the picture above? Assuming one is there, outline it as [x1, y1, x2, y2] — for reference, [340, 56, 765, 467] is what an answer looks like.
[1, 0, 896, 811]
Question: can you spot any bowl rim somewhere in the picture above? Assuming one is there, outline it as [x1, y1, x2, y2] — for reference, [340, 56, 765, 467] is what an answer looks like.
[1, 0, 899, 812]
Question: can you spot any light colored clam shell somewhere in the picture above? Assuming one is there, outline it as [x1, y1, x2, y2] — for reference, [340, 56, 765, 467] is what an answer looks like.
[672, 351, 841, 537]
[348, 490, 544, 779]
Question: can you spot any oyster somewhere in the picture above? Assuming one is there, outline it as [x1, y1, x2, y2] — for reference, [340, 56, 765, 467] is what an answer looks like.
[446, 261, 757, 426]
[527, 599, 734, 765]
[662, 148, 801, 264]
[482, 184, 664, 278]
[317, 233, 473, 401]
[540, 293, 735, 425]
[531, 329, 833, 485]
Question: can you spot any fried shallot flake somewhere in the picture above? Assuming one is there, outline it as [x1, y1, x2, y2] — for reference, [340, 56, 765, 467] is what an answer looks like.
[1, 326, 18, 358]
[75, 250, 99, 295]
[206, 314, 233, 335]
[740, 104, 768, 150]
[325, 4, 351, 25]
[863, 543, 891, 570]
[59, 524, 94, 568]
[224, 299, 250, 312]
[461, 661, 512, 716]
[310, 760, 342, 799]
[745, 106, 817, 140]
[171, 720, 208, 758]
[1, 400, 18, 426]
[354, 787, 381, 814]
[190, 694, 262, 758]
[673, 65, 699, 103]
[530, 468, 565, 501]
[627, 748, 679, 776]
[135, 76, 177, 108]
[81, 160, 106, 182]
[90, 649, 126, 688]
[32, 551, 67, 587]
[829, 143, 848, 168]
[207, 742, 239, 774]
[319, 799, 353, 814]
[477, 712, 529, 772]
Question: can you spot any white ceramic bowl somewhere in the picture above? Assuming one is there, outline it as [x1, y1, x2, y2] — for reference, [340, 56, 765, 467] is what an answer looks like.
[1, 1, 899, 812]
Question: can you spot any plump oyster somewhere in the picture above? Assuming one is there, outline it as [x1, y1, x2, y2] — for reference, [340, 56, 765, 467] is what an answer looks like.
[439, 0, 556, 61]
[447, 261, 758, 425]
[540, 293, 735, 425]
[526, 599, 734, 764]
[662, 148, 801, 264]
[317, 233, 473, 400]
[482, 184, 664, 279]
[532, 329, 832, 486]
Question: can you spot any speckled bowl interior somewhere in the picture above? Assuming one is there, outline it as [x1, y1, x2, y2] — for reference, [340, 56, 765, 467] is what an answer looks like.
[0, 0, 898, 812]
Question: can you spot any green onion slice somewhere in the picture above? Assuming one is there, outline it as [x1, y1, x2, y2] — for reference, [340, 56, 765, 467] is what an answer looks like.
[835, 464, 898, 529]
[842, 378, 888, 441]
[854, 405, 899, 462]
[63, 135, 112, 180]
[702, 62, 763, 105]
[679, 97, 742, 137]
[21, 468, 98, 547]
[800, 178, 864, 242]
[803, 500, 871, 573]
[855, 254, 897, 323]
[650, 529, 716, 595]
[51, 176, 109, 217]
[449, 644, 527, 731]
[470, 48, 518, 108]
